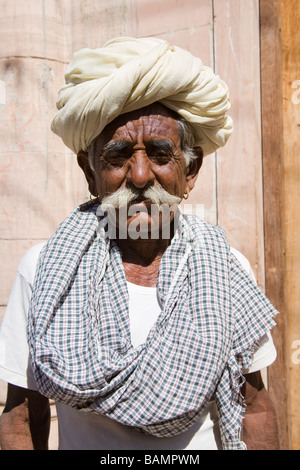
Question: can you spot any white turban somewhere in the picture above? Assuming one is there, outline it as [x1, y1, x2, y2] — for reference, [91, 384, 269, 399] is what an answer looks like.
[51, 37, 233, 157]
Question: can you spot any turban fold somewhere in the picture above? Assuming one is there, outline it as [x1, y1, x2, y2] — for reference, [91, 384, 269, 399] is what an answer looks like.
[51, 37, 233, 157]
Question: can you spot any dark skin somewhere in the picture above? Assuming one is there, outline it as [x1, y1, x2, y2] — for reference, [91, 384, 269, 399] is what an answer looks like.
[241, 372, 279, 449]
[0, 384, 50, 450]
[0, 104, 279, 449]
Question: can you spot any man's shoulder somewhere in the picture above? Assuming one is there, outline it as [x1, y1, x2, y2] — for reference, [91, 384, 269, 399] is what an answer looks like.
[184, 215, 254, 278]
[230, 246, 252, 275]
[183, 214, 226, 239]
[17, 242, 46, 284]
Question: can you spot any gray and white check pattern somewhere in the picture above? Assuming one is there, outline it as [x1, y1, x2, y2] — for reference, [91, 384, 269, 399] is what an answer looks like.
[27, 202, 278, 450]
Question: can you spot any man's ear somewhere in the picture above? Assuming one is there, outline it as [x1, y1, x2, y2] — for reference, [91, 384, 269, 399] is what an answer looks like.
[185, 146, 203, 193]
[77, 151, 98, 196]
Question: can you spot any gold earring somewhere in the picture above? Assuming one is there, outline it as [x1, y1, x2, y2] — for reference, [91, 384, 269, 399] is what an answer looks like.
[89, 193, 99, 203]
[183, 190, 189, 200]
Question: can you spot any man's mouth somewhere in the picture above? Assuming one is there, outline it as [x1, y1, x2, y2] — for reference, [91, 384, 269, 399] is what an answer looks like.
[100, 186, 181, 212]
[130, 196, 150, 205]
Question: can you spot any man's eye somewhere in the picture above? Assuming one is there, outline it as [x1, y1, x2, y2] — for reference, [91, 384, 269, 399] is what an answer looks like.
[148, 153, 172, 165]
[103, 153, 129, 166]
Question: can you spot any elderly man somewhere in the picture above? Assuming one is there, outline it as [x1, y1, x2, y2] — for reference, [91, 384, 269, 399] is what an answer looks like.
[0, 37, 279, 450]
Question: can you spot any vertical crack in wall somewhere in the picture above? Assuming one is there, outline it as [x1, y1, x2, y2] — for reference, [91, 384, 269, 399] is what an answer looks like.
[211, 0, 218, 226]
[42, 0, 49, 193]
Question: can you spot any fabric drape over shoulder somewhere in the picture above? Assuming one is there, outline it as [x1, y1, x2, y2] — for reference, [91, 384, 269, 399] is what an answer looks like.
[51, 37, 233, 157]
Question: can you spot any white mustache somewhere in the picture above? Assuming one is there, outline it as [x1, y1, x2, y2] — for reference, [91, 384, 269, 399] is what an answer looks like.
[100, 186, 181, 211]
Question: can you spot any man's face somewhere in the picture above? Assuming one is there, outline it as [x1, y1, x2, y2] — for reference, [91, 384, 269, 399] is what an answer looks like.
[79, 104, 202, 237]
[95, 107, 189, 198]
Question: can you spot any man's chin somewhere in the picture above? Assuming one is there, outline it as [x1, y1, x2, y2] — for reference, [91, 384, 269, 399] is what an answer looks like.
[99, 201, 178, 240]
[122, 210, 176, 240]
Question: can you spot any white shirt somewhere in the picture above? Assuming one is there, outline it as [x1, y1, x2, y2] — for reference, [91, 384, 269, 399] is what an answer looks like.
[0, 242, 276, 450]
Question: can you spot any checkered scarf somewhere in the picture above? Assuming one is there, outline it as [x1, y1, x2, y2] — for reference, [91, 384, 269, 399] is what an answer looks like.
[27, 202, 277, 450]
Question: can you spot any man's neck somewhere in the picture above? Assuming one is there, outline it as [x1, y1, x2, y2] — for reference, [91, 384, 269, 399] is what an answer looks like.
[116, 237, 171, 287]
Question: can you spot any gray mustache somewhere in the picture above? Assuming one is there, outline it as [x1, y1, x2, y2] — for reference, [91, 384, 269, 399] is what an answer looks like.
[100, 186, 181, 211]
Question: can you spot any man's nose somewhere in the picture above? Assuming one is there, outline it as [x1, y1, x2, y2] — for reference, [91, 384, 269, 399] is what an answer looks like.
[126, 153, 155, 189]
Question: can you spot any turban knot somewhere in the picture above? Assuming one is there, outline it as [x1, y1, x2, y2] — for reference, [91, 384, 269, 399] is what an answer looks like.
[51, 37, 233, 157]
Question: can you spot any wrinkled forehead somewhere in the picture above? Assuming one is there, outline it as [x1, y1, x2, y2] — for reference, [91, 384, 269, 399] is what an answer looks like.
[96, 103, 182, 148]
